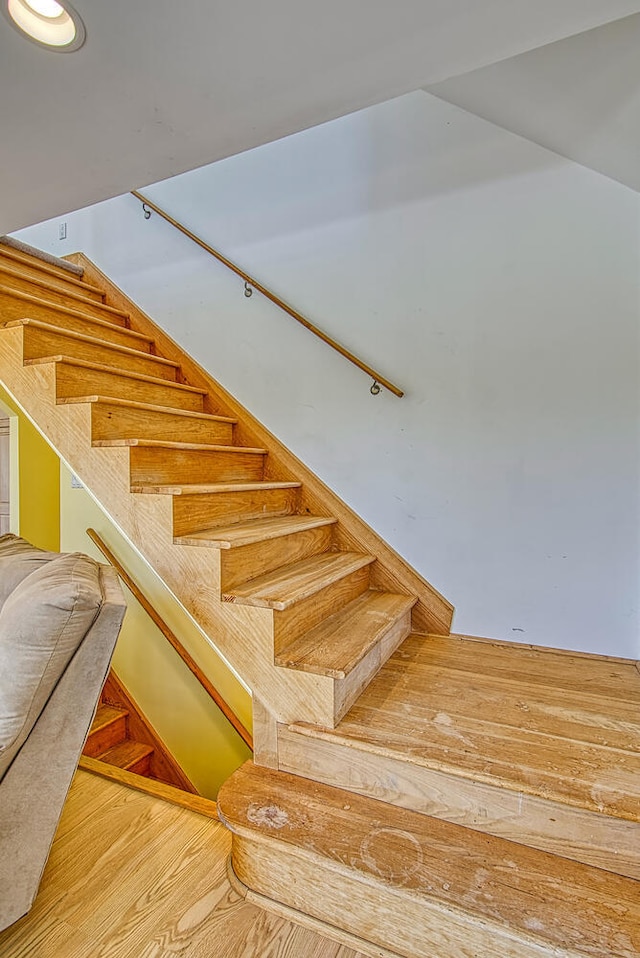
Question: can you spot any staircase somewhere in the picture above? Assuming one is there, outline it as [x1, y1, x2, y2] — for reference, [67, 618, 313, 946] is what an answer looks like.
[81, 671, 197, 792]
[0, 239, 638, 958]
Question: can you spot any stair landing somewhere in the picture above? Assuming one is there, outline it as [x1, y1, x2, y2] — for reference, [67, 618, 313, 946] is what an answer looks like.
[279, 633, 640, 877]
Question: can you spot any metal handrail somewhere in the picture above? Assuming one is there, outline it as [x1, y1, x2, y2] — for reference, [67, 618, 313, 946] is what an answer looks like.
[87, 528, 253, 751]
[131, 189, 404, 398]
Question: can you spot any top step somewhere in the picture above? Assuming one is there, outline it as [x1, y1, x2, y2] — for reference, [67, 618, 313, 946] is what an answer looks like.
[0, 235, 84, 276]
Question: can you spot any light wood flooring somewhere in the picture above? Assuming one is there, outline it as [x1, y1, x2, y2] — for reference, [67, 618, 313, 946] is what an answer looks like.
[0, 770, 366, 958]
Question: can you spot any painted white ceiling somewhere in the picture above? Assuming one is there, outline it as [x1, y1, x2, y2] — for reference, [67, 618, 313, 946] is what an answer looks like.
[2, 1, 640, 234]
[428, 13, 640, 193]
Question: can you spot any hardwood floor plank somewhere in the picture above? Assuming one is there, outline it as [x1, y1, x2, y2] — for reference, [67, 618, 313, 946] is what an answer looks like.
[0, 772, 367, 958]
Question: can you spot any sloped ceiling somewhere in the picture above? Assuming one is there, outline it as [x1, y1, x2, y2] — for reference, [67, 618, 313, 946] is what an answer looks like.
[2, 0, 640, 233]
[428, 13, 640, 193]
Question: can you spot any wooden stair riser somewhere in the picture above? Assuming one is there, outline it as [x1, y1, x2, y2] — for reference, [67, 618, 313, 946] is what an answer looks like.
[272, 563, 372, 654]
[219, 525, 335, 592]
[19, 323, 179, 382]
[0, 275, 127, 323]
[0, 261, 105, 303]
[82, 710, 128, 757]
[0, 247, 103, 298]
[0, 296, 156, 354]
[0, 287, 128, 331]
[277, 729, 640, 881]
[90, 401, 235, 446]
[232, 839, 549, 958]
[172, 486, 301, 536]
[55, 361, 205, 412]
[128, 446, 266, 486]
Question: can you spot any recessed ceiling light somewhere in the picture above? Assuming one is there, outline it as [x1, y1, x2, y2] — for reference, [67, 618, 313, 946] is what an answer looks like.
[2, 0, 86, 51]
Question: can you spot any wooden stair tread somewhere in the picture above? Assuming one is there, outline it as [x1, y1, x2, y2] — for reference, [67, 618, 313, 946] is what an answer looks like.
[419, 632, 640, 702]
[175, 514, 336, 548]
[89, 703, 128, 731]
[48, 356, 206, 394]
[219, 762, 640, 958]
[59, 394, 237, 423]
[95, 438, 266, 453]
[223, 551, 375, 610]
[97, 739, 154, 769]
[9, 318, 176, 367]
[276, 590, 416, 678]
[0, 282, 129, 321]
[0, 261, 105, 304]
[291, 633, 640, 821]
[133, 480, 301, 495]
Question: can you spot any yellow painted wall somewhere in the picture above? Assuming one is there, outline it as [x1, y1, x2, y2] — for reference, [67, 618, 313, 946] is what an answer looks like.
[59, 462, 252, 799]
[0, 385, 59, 550]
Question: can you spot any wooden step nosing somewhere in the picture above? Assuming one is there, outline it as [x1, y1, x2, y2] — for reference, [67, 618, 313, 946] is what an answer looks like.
[175, 516, 337, 549]
[132, 480, 302, 495]
[12, 318, 177, 366]
[58, 394, 237, 423]
[0, 246, 98, 291]
[288, 721, 640, 823]
[277, 593, 416, 678]
[53, 356, 206, 393]
[97, 439, 266, 454]
[0, 262, 106, 303]
[0, 268, 123, 315]
[223, 553, 375, 611]
[0, 236, 84, 276]
[0, 283, 129, 321]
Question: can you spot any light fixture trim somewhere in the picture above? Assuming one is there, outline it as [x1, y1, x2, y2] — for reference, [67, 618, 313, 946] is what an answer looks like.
[2, 0, 86, 51]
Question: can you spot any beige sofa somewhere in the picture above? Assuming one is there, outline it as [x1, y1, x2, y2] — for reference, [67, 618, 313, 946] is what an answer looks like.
[0, 534, 126, 931]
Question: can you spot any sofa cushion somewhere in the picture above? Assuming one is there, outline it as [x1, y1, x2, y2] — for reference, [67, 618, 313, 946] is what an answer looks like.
[0, 552, 103, 779]
[0, 534, 59, 611]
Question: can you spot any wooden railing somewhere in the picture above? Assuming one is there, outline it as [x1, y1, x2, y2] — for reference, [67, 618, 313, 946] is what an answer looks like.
[131, 189, 404, 398]
[87, 528, 253, 750]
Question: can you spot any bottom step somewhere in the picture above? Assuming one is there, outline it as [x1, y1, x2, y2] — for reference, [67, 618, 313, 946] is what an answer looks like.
[218, 763, 639, 958]
[97, 740, 154, 776]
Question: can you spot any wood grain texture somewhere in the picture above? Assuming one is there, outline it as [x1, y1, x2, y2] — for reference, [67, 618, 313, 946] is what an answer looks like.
[0, 278, 128, 323]
[0, 325, 355, 727]
[87, 528, 253, 752]
[87, 396, 236, 445]
[82, 703, 128, 757]
[100, 670, 199, 792]
[219, 762, 640, 958]
[0, 770, 366, 958]
[0, 245, 98, 291]
[67, 253, 453, 634]
[276, 591, 416, 678]
[0, 285, 128, 327]
[224, 552, 375, 610]
[17, 319, 176, 378]
[314, 633, 640, 822]
[54, 357, 205, 410]
[278, 724, 640, 879]
[128, 443, 266, 486]
[0, 261, 105, 304]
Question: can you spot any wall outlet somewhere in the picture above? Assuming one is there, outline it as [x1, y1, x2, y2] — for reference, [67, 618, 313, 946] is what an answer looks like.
[58, 222, 67, 240]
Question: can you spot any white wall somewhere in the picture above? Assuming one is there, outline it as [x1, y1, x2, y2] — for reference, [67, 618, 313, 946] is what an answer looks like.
[16, 91, 640, 657]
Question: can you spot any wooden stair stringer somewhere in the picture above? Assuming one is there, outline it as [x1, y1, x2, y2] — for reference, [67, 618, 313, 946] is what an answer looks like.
[67, 252, 454, 638]
[0, 324, 362, 728]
